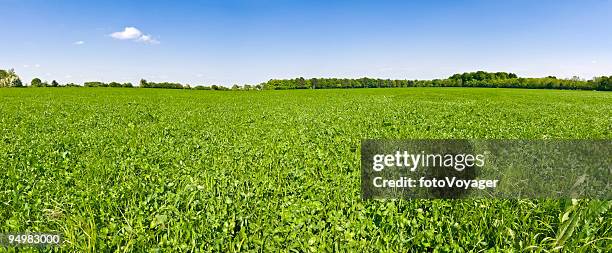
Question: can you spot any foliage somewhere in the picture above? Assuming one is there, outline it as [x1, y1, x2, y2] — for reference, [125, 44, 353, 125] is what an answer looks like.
[593, 76, 612, 91]
[193, 85, 211, 90]
[13, 71, 612, 91]
[11, 78, 23, 87]
[84, 81, 132, 88]
[0, 88, 610, 251]
[84, 81, 108, 87]
[140, 79, 185, 89]
[210, 84, 229, 91]
[31, 78, 43, 87]
[449, 71, 518, 82]
[0, 69, 23, 87]
[109, 82, 122, 87]
[260, 72, 612, 91]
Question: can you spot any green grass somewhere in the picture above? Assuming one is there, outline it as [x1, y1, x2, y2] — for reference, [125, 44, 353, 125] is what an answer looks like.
[0, 87, 610, 252]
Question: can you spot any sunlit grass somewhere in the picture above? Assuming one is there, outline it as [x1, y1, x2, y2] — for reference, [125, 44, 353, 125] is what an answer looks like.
[0, 87, 610, 251]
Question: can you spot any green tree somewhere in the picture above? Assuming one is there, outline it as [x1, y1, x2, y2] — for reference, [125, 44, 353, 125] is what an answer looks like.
[0, 70, 7, 80]
[51, 80, 59, 87]
[31, 78, 43, 87]
[310, 78, 318, 89]
[594, 76, 611, 91]
[0, 69, 22, 87]
[12, 78, 23, 87]
[84, 81, 106, 87]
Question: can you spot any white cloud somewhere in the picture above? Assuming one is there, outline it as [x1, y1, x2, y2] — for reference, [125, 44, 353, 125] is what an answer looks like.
[73, 41, 85, 45]
[138, 34, 160, 44]
[23, 64, 41, 68]
[110, 27, 142, 40]
[110, 26, 159, 44]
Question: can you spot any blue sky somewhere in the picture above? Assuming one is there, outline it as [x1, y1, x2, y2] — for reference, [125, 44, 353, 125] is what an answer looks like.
[1, 0, 611, 86]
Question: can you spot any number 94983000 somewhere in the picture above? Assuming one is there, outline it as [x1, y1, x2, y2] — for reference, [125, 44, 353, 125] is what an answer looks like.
[1, 233, 62, 247]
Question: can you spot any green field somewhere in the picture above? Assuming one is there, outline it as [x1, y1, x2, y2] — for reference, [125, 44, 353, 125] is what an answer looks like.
[1, 88, 610, 251]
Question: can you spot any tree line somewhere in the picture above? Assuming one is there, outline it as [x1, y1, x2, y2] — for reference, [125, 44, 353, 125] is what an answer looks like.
[1, 69, 610, 91]
[261, 72, 611, 91]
